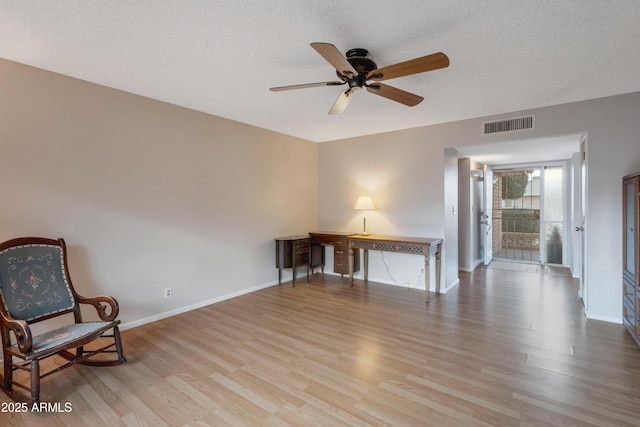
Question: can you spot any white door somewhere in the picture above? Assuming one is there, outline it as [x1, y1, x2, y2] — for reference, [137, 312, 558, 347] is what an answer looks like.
[483, 165, 494, 265]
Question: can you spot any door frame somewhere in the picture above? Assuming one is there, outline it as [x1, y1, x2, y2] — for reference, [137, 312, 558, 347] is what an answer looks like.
[483, 165, 493, 265]
[454, 133, 586, 287]
[579, 137, 588, 303]
[487, 161, 569, 267]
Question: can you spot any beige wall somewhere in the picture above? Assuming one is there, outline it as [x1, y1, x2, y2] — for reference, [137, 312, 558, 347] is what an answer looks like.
[0, 59, 318, 328]
[318, 130, 452, 290]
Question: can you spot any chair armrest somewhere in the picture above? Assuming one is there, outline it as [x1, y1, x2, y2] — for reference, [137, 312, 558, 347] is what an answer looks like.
[76, 295, 120, 322]
[0, 312, 33, 354]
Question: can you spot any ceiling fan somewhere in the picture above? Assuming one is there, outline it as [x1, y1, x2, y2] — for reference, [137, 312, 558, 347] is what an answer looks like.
[270, 42, 449, 114]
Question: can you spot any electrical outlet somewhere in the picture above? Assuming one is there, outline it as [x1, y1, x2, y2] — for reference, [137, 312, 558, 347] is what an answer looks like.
[164, 287, 172, 298]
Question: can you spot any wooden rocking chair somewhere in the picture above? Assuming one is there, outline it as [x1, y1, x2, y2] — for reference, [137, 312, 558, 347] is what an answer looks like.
[0, 237, 125, 403]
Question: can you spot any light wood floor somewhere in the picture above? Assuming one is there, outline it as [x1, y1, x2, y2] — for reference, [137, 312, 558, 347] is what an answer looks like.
[3, 267, 640, 426]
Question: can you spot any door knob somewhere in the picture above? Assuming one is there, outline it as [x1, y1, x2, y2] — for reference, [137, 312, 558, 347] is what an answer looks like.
[575, 226, 584, 232]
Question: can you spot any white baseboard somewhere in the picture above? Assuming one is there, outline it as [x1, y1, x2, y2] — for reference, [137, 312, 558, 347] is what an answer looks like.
[120, 280, 279, 331]
[121, 269, 448, 333]
[0, 280, 282, 363]
[346, 274, 458, 295]
[585, 312, 622, 324]
[443, 278, 460, 293]
[459, 259, 483, 272]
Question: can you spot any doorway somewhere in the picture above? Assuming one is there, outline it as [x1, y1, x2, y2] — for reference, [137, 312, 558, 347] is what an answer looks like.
[492, 168, 541, 262]
[490, 164, 566, 266]
[454, 133, 585, 298]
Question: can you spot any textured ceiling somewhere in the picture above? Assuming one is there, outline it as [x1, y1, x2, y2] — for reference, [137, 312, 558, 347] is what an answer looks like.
[1, 1, 639, 143]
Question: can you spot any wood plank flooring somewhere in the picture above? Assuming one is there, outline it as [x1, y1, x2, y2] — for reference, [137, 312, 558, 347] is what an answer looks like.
[3, 267, 640, 426]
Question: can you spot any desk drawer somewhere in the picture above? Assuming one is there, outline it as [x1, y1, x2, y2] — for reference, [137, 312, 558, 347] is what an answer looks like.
[310, 234, 348, 247]
[275, 237, 309, 269]
[295, 252, 309, 265]
[334, 247, 360, 274]
[334, 248, 348, 260]
[334, 249, 349, 274]
[295, 240, 309, 265]
[311, 235, 337, 245]
[294, 239, 310, 253]
[333, 240, 348, 262]
[333, 238, 348, 247]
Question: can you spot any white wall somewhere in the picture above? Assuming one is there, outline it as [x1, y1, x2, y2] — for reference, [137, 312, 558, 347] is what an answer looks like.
[443, 148, 459, 290]
[458, 158, 473, 271]
[458, 158, 484, 272]
[318, 91, 640, 323]
[0, 59, 319, 328]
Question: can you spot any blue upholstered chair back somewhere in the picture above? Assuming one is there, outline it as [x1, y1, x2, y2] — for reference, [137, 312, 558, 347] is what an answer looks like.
[0, 243, 75, 322]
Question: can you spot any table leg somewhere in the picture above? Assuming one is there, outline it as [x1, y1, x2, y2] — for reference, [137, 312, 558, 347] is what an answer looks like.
[425, 249, 442, 302]
[277, 241, 283, 285]
[425, 255, 430, 303]
[349, 247, 354, 286]
[363, 249, 369, 282]
[435, 250, 442, 294]
[291, 245, 296, 287]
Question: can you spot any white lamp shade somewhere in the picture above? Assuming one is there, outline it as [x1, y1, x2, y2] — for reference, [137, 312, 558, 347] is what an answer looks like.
[354, 195, 375, 210]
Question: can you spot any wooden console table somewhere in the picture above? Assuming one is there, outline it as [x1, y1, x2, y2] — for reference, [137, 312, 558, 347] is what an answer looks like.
[348, 234, 442, 302]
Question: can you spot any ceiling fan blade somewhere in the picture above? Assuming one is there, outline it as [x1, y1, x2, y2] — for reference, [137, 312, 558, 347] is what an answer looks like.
[367, 52, 449, 81]
[311, 42, 357, 77]
[328, 88, 356, 115]
[270, 81, 345, 91]
[366, 83, 423, 107]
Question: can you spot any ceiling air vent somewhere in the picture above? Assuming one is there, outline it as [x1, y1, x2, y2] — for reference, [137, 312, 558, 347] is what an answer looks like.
[483, 115, 535, 135]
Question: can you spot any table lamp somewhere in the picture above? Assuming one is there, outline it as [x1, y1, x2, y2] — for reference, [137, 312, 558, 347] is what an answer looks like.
[354, 195, 375, 235]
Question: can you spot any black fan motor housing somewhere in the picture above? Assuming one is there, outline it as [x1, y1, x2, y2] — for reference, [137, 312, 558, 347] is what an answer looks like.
[338, 48, 378, 88]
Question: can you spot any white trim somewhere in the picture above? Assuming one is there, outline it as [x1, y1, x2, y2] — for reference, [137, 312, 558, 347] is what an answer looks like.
[585, 312, 621, 324]
[459, 258, 483, 272]
[443, 278, 460, 293]
[354, 274, 424, 290]
[119, 280, 279, 331]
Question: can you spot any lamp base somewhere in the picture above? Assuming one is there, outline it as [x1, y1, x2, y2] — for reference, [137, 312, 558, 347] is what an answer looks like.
[360, 216, 371, 236]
